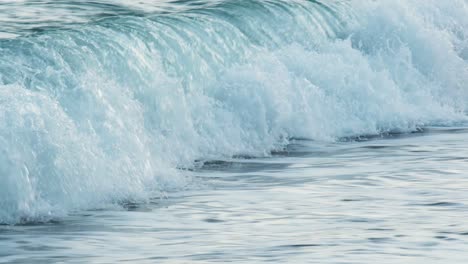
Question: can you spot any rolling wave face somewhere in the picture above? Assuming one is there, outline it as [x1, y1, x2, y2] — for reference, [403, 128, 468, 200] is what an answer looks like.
[0, 0, 467, 224]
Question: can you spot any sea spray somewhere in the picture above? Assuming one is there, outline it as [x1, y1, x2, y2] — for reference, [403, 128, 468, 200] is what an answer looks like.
[0, 0, 467, 224]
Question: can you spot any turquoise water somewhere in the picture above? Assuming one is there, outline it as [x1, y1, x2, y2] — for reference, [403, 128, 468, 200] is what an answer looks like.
[1, 0, 468, 263]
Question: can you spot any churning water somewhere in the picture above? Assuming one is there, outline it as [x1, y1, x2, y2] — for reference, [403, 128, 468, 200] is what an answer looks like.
[0, 0, 467, 263]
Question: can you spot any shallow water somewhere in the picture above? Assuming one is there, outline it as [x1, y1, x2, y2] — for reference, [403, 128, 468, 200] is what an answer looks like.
[2, 127, 468, 263]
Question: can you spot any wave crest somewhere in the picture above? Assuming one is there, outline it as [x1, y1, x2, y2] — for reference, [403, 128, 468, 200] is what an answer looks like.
[0, 0, 467, 224]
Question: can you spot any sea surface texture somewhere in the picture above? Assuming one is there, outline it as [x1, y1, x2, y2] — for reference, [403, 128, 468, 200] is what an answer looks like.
[0, 0, 468, 263]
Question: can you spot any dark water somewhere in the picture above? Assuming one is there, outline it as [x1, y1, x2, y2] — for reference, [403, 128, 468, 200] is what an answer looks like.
[1, 0, 468, 263]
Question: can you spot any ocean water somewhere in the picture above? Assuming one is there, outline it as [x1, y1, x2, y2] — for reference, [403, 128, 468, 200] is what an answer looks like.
[1, 0, 468, 263]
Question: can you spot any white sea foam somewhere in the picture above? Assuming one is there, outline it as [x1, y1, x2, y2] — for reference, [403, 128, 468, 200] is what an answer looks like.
[0, 0, 467, 224]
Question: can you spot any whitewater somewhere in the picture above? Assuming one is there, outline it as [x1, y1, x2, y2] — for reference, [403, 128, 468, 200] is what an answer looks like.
[1, 0, 468, 262]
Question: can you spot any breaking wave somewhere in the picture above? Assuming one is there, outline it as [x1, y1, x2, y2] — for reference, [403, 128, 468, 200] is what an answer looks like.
[0, 0, 467, 224]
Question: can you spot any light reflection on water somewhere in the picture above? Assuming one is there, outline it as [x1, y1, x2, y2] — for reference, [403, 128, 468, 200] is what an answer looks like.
[1, 127, 468, 263]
